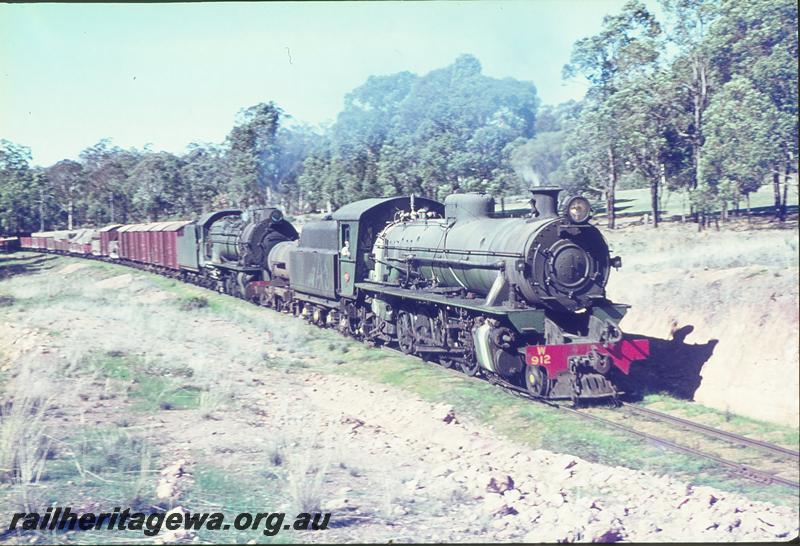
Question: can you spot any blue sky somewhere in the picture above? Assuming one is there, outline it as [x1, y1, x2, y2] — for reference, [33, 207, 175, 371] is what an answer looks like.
[1, 1, 641, 166]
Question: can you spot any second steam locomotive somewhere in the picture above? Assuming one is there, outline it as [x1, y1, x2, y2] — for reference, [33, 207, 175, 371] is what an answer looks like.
[20, 187, 649, 402]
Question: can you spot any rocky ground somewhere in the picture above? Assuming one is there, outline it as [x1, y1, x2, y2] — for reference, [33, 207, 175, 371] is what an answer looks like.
[0, 255, 798, 543]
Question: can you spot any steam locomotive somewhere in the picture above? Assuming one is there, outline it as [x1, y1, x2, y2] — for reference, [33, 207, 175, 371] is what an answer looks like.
[20, 187, 649, 402]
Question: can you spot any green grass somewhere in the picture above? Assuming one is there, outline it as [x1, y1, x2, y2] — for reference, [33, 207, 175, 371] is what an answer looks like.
[88, 350, 140, 381]
[603, 183, 799, 219]
[86, 350, 203, 411]
[131, 377, 202, 411]
[182, 465, 292, 544]
[642, 393, 799, 447]
[149, 275, 235, 316]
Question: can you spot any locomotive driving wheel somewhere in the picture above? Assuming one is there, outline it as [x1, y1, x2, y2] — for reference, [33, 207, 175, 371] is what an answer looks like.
[458, 357, 480, 376]
[396, 312, 415, 354]
[525, 365, 549, 397]
[344, 303, 362, 338]
[438, 357, 456, 369]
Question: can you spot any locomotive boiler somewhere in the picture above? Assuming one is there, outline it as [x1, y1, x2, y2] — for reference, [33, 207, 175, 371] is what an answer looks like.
[372, 190, 610, 313]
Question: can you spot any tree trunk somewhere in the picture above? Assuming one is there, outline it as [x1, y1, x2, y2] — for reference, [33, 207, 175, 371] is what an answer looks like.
[690, 55, 707, 223]
[109, 194, 115, 223]
[607, 147, 617, 229]
[746, 193, 751, 224]
[39, 187, 45, 232]
[652, 163, 666, 228]
[781, 179, 788, 222]
[67, 199, 74, 230]
[650, 179, 659, 228]
[781, 159, 791, 222]
[772, 170, 782, 219]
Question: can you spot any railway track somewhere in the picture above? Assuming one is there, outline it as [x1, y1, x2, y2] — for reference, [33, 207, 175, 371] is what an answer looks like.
[619, 402, 800, 459]
[564, 406, 799, 490]
[486, 376, 799, 491]
[18, 250, 800, 494]
[376, 345, 799, 492]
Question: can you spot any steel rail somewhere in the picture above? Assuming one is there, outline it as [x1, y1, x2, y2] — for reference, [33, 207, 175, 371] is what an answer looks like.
[559, 406, 800, 490]
[620, 402, 800, 460]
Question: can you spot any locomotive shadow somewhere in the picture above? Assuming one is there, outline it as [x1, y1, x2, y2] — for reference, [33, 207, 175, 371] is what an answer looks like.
[615, 325, 718, 401]
[0, 253, 59, 281]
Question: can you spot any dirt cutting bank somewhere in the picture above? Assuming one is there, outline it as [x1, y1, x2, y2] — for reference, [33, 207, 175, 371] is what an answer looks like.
[605, 220, 799, 426]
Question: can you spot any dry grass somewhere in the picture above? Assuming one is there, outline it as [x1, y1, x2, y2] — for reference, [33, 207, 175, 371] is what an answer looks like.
[0, 346, 94, 512]
[0, 392, 53, 511]
[605, 222, 798, 272]
[287, 453, 330, 513]
[198, 385, 231, 420]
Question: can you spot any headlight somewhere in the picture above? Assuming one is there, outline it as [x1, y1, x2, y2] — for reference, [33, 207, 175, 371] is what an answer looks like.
[564, 196, 592, 223]
[270, 209, 284, 223]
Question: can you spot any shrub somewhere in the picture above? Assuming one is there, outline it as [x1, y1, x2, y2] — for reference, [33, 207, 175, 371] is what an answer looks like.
[179, 296, 209, 311]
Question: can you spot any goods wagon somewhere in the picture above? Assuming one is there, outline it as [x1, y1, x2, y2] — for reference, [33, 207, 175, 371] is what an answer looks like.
[118, 221, 193, 269]
[118, 224, 143, 262]
[0, 237, 19, 253]
[94, 224, 122, 257]
[69, 229, 94, 255]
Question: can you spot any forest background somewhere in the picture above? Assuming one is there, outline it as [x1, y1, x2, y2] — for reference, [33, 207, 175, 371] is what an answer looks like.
[1, 0, 796, 233]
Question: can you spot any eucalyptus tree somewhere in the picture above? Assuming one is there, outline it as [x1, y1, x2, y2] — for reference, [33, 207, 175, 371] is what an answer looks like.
[659, 0, 719, 201]
[701, 76, 783, 222]
[179, 142, 227, 214]
[390, 55, 538, 199]
[610, 71, 693, 227]
[510, 131, 567, 187]
[272, 124, 322, 212]
[128, 152, 182, 221]
[80, 139, 140, 224]
[508, 101, 582, 190]
[298, 56, 537, 206]
[0, 140, 40, 233]
[225, 102, 283, 207]
[44, 159, 88, 229]
[562, 0, 662, 228]
[706, 0, 798, 220]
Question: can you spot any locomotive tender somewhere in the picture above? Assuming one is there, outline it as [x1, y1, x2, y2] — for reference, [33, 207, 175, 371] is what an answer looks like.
[20, 187, 649, 402]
